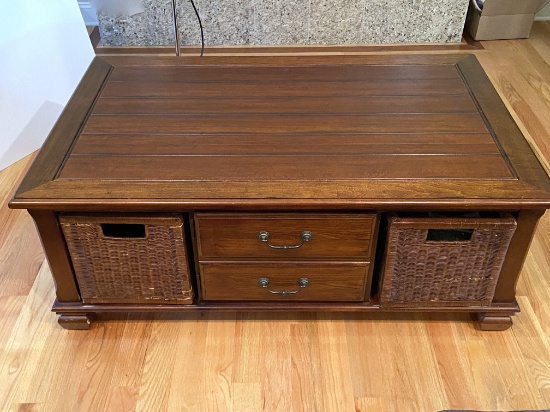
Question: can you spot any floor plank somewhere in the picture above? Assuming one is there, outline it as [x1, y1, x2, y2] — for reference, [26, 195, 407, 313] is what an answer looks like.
[0, 154, 44, 298]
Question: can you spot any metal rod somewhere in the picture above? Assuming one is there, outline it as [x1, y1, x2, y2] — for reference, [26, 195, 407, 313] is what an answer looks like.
[171, 0, 180, 56]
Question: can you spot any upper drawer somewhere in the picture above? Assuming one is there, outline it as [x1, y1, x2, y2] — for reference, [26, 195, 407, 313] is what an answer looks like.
[195, 213, 377, 259]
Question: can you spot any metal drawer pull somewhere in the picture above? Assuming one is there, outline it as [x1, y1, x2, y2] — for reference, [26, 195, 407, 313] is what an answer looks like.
[258, 277, 310, 295]
[257, 231, 313, 249]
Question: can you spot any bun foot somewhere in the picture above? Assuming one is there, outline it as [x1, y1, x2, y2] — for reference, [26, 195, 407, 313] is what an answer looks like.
[58, 313, 92, 330]
[476, 312, 513, 331]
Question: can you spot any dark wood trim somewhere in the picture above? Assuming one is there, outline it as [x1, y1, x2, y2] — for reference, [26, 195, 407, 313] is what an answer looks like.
[492, 209, 545, 304]
[10, 197, 550, 211]
[52, 299, 519, 313]
[11, 179, 550, 208]
[12, 58, 112, 199]
[456, 55, 550, 191]
[363, 212, 381, 303]
[87, 26, 100, 50]
[95, 41, 482, 56]
[99, 54, 472, 68]
[187, 213, 204, 301]
[29, 210, 81, 302]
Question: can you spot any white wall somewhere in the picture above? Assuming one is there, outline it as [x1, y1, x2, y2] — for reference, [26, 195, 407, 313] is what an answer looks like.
[535, 2, 550, 20]
[0, 0, 95, 172]
[78, 1, 99, 26]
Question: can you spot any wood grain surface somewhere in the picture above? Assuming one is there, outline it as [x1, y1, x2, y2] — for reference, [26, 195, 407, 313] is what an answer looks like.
[195, 213, 376, 259]
[13, 53, 550, 208]
[199, 262, 369, 301]
[2, 26, 550, 411]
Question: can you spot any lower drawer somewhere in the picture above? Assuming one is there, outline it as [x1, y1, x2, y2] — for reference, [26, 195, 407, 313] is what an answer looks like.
[200, 262, 369, 301]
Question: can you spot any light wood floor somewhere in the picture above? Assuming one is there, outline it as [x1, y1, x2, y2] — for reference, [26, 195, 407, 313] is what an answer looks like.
[2, 24, 550, 411]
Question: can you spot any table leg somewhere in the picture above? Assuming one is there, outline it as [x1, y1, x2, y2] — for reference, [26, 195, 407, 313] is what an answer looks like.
[58, 313, 92, 330]
[476, 312, 514, 331]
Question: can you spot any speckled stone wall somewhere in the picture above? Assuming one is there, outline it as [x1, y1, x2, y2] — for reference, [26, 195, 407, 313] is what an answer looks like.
[98, 0, 470, 46]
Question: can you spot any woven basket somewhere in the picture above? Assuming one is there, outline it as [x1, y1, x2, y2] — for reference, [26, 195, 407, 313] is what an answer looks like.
[380, 213, 516, 307]
[60, 214, 194, 304]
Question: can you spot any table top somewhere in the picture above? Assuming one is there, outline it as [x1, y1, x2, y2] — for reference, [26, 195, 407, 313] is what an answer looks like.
[11, 54, 550, 211]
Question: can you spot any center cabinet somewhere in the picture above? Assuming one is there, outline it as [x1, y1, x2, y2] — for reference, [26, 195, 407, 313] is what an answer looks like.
[194, 214, 378, 302]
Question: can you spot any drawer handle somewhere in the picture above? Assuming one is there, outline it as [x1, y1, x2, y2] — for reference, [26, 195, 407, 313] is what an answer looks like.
[258, 277, 310, 295]
[257, 231, 313, 249]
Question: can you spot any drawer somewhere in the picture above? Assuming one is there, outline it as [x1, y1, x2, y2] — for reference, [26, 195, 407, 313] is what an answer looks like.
[200, 262, 369, 301]
[195, 214, 376, 259]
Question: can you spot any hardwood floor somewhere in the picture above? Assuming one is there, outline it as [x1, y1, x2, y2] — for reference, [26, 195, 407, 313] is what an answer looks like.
[1, 24, 550, 411]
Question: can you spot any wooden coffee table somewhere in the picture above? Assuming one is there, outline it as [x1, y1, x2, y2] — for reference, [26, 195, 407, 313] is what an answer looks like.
[10, 54, 550, 330]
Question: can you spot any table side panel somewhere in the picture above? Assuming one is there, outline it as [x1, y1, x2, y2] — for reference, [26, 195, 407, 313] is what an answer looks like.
[29, 211, 81, 302]
[15, 180, 550, 206]
[493, 209, 545, 303]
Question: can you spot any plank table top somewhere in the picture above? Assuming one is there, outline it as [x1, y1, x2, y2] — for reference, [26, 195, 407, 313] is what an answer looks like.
[10, 54, 550, 211]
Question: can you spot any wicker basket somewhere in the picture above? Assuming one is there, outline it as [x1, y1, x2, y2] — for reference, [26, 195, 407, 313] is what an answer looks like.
[60, 214, 194, 304]
[380, 213, 516, 307]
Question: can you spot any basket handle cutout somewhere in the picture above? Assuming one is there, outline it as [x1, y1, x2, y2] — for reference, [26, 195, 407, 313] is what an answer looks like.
[101, 223, 146, 238]
[426, 228, 474, 242]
